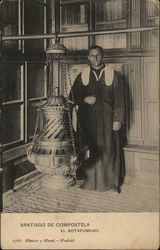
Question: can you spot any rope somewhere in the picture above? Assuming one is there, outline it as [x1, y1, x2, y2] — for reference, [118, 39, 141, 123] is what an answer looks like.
[63, 55, 83, 151]
[61, 59, 76, 156]
[32, 60, 48, 144]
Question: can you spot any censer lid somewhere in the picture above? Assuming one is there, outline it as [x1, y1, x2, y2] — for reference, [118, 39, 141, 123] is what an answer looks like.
[43, 87, 67, 109]
[47, 95, 67, 106]
[46, 38, 67, 54]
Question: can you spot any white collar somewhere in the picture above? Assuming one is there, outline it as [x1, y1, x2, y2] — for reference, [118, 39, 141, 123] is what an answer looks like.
[92, 68, 105, 82]
[81, 65, 114, 86]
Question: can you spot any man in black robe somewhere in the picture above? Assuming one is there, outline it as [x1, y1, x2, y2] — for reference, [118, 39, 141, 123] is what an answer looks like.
[70, 46, 125, 192]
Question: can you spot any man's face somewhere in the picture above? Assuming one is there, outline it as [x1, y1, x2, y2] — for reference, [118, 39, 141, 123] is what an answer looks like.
[88, 48, 103, 67]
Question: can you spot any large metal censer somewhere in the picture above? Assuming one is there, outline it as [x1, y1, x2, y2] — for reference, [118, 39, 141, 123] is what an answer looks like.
[27, 40, 78, 190]
[27, 92, 77, 189]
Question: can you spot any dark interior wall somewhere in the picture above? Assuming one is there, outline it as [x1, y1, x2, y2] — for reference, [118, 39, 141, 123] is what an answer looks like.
[3, 160, 36, 192]
[0, 12, 2, 207]
[0, 169, 2, 211]
[3, 162, 15, 192]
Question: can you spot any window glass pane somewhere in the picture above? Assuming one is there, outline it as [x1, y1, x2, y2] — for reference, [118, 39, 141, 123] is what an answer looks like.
[60, 2, 88, 50]
[143, 0, 159, 49]
[28, 101, 41, 138]
[28, 64, 46, 99]
[95, 0, 127, 29]
[61, 3, 87, 26]
[95, 0, 127, 49]
[1, 64, 22, 103]
[147, 0, 159, 19]
[2, 0, 18, 50]
[2, 105, 24, 144]
[95, 34, 126, 49]
[24, 0, 44, 51]
[144, 30, 159, 50]
[96, 0, 126, 23]
[62, 36, 88, 50]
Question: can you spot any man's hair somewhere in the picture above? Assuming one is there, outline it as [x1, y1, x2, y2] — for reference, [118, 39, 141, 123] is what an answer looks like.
[88, 45, 104, 56]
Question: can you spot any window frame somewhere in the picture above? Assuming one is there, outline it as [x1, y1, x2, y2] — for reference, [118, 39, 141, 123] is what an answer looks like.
[27, 61, 47, 141]
[22, 0, 47, 52]
[1, 0, 47, 150]
[1, 60, 47, 149]
[2, 63, 25, 147]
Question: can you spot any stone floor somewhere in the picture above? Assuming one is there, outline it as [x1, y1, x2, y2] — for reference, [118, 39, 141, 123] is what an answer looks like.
[3, 174, 159, 213]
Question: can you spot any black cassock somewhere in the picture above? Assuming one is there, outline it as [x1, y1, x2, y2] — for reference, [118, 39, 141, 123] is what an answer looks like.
[70, 65, 125, 192]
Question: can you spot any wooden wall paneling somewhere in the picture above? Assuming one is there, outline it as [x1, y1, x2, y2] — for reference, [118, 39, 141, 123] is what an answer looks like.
[130, 0, 141, 50]
[124, 146, 159, 187]
[124, 58, 143, 145]
[142, 57, 159, 146]
[134, 151, 159, 188]
[123, 149, 135, 178]
[141, 0, 159, 51]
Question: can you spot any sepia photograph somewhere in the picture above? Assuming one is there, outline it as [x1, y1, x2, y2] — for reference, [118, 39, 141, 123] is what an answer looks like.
[0, 0, 159, 249]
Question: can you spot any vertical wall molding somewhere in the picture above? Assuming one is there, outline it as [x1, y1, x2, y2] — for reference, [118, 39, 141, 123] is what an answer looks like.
[124, 57, 143, 145]
[130, 0, 141, 50]
[142, 57, 159, 146]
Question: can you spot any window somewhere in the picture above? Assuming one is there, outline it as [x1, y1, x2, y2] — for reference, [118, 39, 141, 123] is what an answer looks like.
[2, 0, 46, 52]
[147, 0, 159, 25]
[143, 0, 159, 49]
[2, 1, 19, 51]
[96, 0, 126, 26]
[1, 64, 24, 145]
[1, 61, 47, 147]
[60, 0, 88, 50]
[24, 0, 46, 52]
[2, 64, 22, 103]
[95, 0, 127, 49]
[61, 2, 87, 26]
[1, 0, 47, 148]
[3, 105, 24, 145]
[27, 63, 47, 138]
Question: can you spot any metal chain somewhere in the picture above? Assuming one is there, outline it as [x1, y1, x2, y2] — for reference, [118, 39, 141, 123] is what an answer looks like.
[64, 55, 83, 150]
[61, 59, 76, 156]
[52, 57, 57, 96]
[32, 60, 48, 144]
[64, 56, 82, 130]
[47, 54, 53, 101]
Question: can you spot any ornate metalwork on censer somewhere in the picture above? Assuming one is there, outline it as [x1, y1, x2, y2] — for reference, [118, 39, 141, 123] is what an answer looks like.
[27, 38, 82, 190]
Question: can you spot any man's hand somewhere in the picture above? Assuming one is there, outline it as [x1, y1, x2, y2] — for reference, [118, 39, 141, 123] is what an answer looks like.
[84, 96, 96, 105]
[113, 121, 121, 131]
